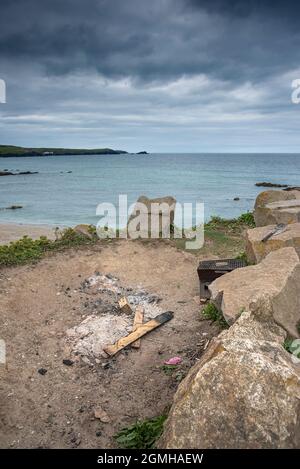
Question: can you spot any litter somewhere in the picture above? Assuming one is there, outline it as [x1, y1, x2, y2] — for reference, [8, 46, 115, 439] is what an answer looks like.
[261, 223, 287, 242]
[164, 357, 182, 366]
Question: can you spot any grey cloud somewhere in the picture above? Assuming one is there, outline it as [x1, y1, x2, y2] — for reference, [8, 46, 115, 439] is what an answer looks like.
[0, 0, 300, 151]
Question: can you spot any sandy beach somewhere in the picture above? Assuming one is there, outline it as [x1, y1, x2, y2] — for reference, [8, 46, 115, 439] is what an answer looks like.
[0, 223, 58, 245]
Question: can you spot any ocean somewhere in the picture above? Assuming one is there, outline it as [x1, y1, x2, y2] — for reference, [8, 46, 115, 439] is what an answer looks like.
[0, 153, 299, 227]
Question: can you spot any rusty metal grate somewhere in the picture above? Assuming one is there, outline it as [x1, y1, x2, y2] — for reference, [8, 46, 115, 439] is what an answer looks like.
[198, 258, 246, 272]
[197, 258, 247, 299]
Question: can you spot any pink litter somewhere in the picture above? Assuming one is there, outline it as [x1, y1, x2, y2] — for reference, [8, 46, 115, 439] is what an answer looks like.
[164, 356, 182, 366]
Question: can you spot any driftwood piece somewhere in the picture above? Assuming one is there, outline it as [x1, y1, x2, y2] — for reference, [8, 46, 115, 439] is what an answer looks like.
[131, 305, 144, 349]
[118, 297, 133, 315]
[104, 311, 174, 356]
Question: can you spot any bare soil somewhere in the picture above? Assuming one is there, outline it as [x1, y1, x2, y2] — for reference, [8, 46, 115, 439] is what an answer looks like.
[0, 239, 221, 448]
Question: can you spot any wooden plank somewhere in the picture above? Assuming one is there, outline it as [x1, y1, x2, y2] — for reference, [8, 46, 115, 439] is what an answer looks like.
[131, 305, 144, 349]
[103, 311, 174, 357]
[118, 297, 133, 315]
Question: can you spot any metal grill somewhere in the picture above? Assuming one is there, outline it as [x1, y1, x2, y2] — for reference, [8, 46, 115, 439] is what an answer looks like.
[197, 258, 247, 299]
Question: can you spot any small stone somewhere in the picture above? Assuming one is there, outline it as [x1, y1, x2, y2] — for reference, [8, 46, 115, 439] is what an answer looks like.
[94, 406, 110, 423]
[102, 362, 111, 369]
[63, 359, 74, 366]
[38, 368, 47, 375]
[96, 430, 102, 437]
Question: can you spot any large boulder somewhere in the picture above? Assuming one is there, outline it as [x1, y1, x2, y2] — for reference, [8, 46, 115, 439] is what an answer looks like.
[254, 190, 300, 227]
[158, 311, 300, 448]
[127, 195, 176, 239]
[246, 223, 300, 263]
[209, 247, 300, 337]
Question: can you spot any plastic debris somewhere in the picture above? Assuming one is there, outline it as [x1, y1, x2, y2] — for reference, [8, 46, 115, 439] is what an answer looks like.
[164, 356, 182, 366]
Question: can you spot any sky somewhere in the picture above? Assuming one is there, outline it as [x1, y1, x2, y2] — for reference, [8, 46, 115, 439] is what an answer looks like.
[1, 0, 300, 152]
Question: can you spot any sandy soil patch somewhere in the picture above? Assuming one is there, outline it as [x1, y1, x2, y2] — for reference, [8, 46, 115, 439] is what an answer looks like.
[0, 239, 220, 448]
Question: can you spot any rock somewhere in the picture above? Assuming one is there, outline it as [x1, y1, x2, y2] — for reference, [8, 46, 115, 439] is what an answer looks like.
[73, 224, 94, 240]
[0, 170, 38, 176]
[158, 311, 300, 449]
[127, 195, 176, 238]
[255, 182, 288, 188]
[38, 368, 47, 375]
[254, 190, 300, 227]
[233, 197, 240, 201]
[264, 199, 300, 225]
[246, 223, 300, 263]
[6, 205, 23, 210]
[209, 247, 300, 337]
[284, 186, 300, 191]
[18, 171, 38, 175]
[94, 406, 110, 423]
[62, 359, 74, 366]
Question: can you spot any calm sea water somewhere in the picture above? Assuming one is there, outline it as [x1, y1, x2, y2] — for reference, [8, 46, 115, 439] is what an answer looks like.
[0, 153, 300, 227]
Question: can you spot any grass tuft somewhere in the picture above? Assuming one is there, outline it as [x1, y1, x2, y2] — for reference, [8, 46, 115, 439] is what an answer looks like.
[201, 302, 228, 329]
[283, 337, 294, 353]
[114, 415, 167, 449]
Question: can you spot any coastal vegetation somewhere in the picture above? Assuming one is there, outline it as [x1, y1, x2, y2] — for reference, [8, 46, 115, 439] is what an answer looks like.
[175, 212, 254, 258]
[201, 302, 228, 329]
[0, 228, 98, 266]
[0, 212, 254, 267]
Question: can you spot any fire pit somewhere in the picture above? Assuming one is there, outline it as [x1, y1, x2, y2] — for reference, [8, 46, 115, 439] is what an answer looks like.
[197, 258, 247, 299]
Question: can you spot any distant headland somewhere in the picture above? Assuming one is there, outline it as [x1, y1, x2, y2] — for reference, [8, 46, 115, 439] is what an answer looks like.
[0, 145, 148, 157]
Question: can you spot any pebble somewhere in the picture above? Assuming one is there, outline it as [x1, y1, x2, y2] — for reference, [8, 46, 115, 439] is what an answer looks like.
[63, 359, 74, 366]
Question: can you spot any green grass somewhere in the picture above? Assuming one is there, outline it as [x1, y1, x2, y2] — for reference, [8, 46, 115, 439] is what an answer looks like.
[175, 211, 254, 258]
[201, 302, 228, 329]
[161, 364, 178, 375]
[0, 227, 98, 267]
[283, 337, 294, 353]
[205, 212, 255, 231]
[237, 212, 255, 227]
[235, 251, 249, 264]
[114, 415, 167, 449]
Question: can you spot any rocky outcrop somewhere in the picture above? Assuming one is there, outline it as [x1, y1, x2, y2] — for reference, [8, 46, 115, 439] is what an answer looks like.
[246, 223, 300, 263]
[127, 195, 176, 238]
[73, 224, 94, 239]
[158, 311, 300, 449]
[209, 247, 300, 337]
[254, 190, 300, 226]
[255, 182, 288, 188]
[0, 170, 38, 176]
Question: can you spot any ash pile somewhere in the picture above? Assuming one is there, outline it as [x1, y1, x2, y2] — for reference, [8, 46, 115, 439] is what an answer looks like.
[65, 273, 163, 363]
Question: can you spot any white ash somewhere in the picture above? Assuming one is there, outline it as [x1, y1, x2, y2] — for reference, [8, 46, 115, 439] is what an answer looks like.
[66, 314, 132, 360]
[66, 274, 164, 361]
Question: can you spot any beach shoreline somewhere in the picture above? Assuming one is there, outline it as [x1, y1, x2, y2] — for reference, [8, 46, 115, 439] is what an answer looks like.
[0, 222, 60, 244]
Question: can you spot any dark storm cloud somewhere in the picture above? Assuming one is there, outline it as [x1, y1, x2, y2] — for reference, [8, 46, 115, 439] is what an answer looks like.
[1, 0, 300, 151]
[1, 0, 299, 82]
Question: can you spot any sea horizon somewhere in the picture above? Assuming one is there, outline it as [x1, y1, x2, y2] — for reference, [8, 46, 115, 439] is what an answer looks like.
[1, 152, 299, 227]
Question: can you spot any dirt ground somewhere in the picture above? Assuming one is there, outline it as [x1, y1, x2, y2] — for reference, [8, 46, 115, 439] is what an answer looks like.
[0, 239, 221, 448]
